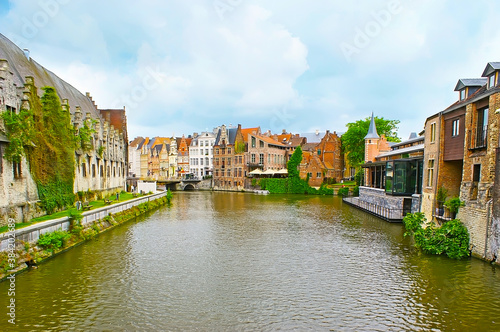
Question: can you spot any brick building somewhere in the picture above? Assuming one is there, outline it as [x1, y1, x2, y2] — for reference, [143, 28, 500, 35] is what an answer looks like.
[420, 79, 480, 222]
[299, 130, 344, 187]
[213, 124, 249, 191]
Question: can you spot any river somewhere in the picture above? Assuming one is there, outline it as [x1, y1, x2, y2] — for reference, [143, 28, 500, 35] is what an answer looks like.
[1, 192, 500, 331]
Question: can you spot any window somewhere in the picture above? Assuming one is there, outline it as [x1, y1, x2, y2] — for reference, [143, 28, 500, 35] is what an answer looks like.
[460, 89, 466, 100]
[92, 164, 96, 177]
[427, 159, 434, 187]
[316, 172, 321, 178]
[251, 154, 255, 163]
[227, 148, 231, 154]
[82, 163, 87, 177]
[475, 107, 488, 148]
[259, 140, 264, 148]
[318, 149, 321, 156]
[489, 74, 496, 89]
[307, 172, 312, 178]
[215, 148, 219, 155]
[471, 164, 481, 200]
[452, 119, 460, 137]
[259, 153, 264, 165]
[251, 137, 256, 148]
[100, 165, 103, 176]
[13, 161, 22, 179]
[430, 123, 436, 143]
[200, 158, 204, 166]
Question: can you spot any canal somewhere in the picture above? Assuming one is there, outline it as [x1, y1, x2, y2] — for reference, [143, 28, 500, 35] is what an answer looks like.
[1, 192, 500, 331]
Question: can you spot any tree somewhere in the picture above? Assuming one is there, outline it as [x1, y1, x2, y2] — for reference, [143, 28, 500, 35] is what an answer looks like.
[341, 116, 400, 167]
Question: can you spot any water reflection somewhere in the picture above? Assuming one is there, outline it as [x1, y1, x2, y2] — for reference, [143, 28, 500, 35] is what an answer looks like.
[1, 192, 499, 331]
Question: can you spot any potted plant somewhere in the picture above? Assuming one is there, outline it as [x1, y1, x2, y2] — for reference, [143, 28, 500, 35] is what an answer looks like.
[444, 197, 464, 219]
[436, 187, 448, 216]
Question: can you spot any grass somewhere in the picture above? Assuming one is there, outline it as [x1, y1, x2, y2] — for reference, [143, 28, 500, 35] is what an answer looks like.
[332, 181, 356, 186]
[0, 192, 147, 234]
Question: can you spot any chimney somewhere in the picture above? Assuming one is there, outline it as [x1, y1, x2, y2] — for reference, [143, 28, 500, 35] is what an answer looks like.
[315, 129, 319, 136]
[23, 49, 30, 60]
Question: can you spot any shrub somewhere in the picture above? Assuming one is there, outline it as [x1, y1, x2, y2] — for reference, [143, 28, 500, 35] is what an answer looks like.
[403, 213, 470, 259]
[352, 186, 360, 197]
[38, 230, 71, 252]
[337, 187, 349, 197]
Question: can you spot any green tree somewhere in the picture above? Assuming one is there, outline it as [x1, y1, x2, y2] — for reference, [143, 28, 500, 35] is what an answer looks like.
[341, 116, 400, 167]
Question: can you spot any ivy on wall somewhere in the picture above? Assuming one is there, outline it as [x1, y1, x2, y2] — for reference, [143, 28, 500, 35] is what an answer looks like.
[259, 146, 334, 195]
[1, 84, 95, 214]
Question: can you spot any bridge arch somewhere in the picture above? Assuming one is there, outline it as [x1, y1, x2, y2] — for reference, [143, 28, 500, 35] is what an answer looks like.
[183, 184, 195, 191]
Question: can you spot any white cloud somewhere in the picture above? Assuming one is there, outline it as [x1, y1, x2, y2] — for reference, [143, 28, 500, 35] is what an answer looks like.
[1, 0, 499, 140]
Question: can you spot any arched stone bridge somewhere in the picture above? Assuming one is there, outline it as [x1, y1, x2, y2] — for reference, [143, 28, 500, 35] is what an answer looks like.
[178, 178, 212, 191]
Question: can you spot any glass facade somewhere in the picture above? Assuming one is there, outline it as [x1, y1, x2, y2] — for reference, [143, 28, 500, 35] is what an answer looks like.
[384, 159, 423, 195]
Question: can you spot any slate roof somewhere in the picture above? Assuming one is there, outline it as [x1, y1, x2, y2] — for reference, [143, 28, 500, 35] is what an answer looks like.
[0, 33, 103, 121]
[482, 62, 500, 77]
[365, 113, 379, 139]
[301, 132, 325, 143]
[454, 78, 487, 91]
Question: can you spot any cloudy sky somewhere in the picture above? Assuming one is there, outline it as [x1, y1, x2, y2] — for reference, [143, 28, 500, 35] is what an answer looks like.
[1, 0, 499, 140]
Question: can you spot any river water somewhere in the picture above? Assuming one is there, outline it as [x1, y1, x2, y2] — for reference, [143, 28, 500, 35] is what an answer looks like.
[1, 192, 500, 331]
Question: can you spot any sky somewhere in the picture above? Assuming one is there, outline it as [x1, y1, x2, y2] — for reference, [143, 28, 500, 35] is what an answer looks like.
[1, 0, 499, 141]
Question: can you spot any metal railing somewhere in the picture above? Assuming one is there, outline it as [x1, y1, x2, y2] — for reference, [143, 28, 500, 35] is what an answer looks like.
[343, 197, 409, 221]
[468, 127, 487, 149]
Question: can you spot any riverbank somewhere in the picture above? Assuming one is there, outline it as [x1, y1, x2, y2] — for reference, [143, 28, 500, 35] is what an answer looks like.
[0, 191, 172, 282]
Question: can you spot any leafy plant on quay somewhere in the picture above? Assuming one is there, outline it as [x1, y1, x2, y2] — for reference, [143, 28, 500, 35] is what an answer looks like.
[37, 230, 71, 252]
[403, 213, 470, 259]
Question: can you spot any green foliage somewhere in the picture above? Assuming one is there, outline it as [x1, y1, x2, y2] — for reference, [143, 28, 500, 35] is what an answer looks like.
[1, 108, 35, 162]
[97, 145, 105, 158]
[354, 169, 363, 186]
[437, 187, 448, 203]
[37, 230, 71, 252]
[444, 197, 464, 213]
[68, 210, 83, 223]
[251, 178, 258, 187]
[259, 178, 288, 193]
[342, 116, 400, 167]
[317, 184, 334, 195]
[166, 189, 173, 203]
[76, 119, 96, 152]
[235, 141, 245, 154]
[29, 86, 76, 213]
[337, 187, 349, 197]
[403, 213, 470, 259]
[352, 186, 360, 197]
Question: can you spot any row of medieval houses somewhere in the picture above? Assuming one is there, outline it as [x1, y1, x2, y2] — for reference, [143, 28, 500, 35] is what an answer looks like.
[347, 61, 500, 264]
[128, 125, 348, 191]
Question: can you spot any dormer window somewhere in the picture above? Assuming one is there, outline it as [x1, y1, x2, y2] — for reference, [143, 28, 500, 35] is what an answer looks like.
[489, 74, 496, 89]
[460, 89, 466, 100]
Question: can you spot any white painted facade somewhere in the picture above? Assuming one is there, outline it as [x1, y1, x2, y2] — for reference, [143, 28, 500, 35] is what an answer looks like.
[189, 131, 216, 177]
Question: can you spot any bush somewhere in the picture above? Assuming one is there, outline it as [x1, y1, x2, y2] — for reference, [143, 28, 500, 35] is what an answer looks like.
[166, 189, 173, 203]
[38, 230, 71, 252]
[352, 186, 359, 197]
[337, 187, 349, 197]
[403, 213, 470, 259]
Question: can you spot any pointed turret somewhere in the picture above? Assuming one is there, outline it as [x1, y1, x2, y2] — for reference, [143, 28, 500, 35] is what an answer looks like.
[364, 112, 379, 139]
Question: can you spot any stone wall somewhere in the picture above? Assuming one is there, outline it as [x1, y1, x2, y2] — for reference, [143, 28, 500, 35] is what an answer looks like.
[459, 204, 490, 258]
[0, 191, 167, 252]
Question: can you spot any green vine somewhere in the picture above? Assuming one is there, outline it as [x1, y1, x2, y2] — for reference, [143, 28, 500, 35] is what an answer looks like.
[76, 119, 97, 152]
[1, 85, 77, 214]
[1, 108, 35, 162]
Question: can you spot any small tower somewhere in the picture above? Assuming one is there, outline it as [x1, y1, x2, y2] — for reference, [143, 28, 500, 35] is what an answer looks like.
[364, 112, 380, 163]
